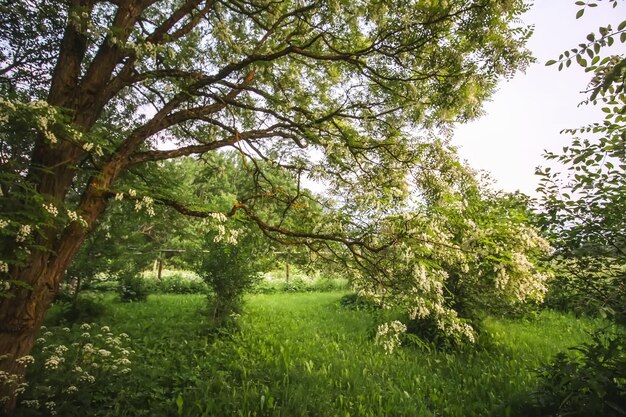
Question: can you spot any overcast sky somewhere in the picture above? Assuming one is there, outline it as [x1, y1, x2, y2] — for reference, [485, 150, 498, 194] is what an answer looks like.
[451, 0, 625, 196]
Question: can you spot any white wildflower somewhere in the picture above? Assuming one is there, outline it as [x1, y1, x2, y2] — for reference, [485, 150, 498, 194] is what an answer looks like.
[15, 355, 35, 366]
[16, 224, 31, 242]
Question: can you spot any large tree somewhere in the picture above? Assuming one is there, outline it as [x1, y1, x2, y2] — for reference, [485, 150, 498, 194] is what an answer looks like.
[0, 0, 532, 408]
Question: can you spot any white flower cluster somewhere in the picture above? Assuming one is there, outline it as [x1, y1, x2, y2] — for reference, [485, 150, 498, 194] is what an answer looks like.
[0, 219, 8, 228]
[0, 261, 8, 273]
[208, 212, 228, 222]
[30, 101, 59, 144]
[15, 224, 31, 242]
[213, 224, 240, 245]
[19, 323, 134, 412]
[82, 142, 103, 156]
[375, 320, 407, 354]
[15, 355, 35, 366]
[134, 196, 155, 217]
[67, 210, 88, 228]
[42, 203, 58, 217]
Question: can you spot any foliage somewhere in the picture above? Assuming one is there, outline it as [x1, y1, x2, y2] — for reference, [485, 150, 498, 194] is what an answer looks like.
[9, 293, 606, 417]
[350, 169, 552, 348]
[538, 0, 626, 323]
[198, 226, 269, 326]
[13, 323, 133, 417]
[339, 293, 381, 310]
[1, 0, 536, 406]
[46, 295, 109, 326]
[143, 271, 208, 295]
[511, 329, 626, 417]
[117, 268, 150, 303]
[253, 272, 349, 294]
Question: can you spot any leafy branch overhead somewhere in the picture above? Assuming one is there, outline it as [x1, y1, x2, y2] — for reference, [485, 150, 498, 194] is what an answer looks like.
[0, 0, 538, 410]
[537, 0, 626, 323]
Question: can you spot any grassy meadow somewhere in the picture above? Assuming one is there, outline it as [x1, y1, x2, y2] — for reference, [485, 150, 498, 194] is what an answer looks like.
[18, 292, 603, 417]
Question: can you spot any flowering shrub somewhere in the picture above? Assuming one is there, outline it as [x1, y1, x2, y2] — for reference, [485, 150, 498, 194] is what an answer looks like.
[14, 323, 133, 416]
[351, 188, 552, 350]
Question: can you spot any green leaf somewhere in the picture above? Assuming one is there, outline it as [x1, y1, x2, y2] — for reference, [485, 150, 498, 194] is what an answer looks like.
[545, 59, 557, 66]
[576, 8, 584, 19]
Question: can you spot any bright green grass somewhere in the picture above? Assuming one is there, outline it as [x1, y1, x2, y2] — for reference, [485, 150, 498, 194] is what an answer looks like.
[36, 293, 603, 417]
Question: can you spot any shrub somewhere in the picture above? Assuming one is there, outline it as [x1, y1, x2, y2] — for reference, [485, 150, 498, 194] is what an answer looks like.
[199, 238, 264, 327]
[118, 269, 149, 302]
[143, 271, 208, 294]
[340, 293, 380, 310]
[46, 295, 108, 325]
[513, 329, 626, 417]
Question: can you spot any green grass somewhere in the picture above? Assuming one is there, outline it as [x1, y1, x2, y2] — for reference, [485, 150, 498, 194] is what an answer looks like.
[25, 293, 604, 417]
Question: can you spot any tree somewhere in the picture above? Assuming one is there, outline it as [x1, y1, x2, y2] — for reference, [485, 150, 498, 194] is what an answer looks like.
[346, 145, 551, 349]
[0, 0, 532, 408]
[538, 0, 626, 323]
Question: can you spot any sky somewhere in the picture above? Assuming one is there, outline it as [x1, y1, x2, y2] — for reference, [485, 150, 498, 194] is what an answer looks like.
[451, 0, 625, 197]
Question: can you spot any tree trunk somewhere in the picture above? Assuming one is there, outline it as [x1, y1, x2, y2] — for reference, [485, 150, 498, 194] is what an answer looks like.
[0, 221, 92, 410]
[0, 173, 112, 411]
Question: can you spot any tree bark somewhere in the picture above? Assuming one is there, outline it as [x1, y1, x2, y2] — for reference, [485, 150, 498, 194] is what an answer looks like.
[0, 164, 114, 411]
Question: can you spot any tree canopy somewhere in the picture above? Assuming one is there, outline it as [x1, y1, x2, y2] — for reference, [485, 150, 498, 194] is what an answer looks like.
[0, 0, 535, 409]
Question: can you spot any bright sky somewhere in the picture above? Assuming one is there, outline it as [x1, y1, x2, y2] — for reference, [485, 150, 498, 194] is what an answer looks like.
[451, 0, 625, 197]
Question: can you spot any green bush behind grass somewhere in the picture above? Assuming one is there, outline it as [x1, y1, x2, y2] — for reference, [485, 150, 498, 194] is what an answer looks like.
[23, 293, 605, 417]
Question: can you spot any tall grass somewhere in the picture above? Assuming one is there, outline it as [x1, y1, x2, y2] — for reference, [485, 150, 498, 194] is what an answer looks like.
[26, 293, 603, 417]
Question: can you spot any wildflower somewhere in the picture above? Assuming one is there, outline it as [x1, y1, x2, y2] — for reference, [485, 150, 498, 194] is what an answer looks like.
[80, 323, 91, 330]
[15, 355, 35, 366]
[16, 224, 31, 242]
[45, 356, 63, 369]
[21, 399, 40, 408]
[0, 261, 8, 273]
[42, 203, 58, 217]
[98, 349, 111, 357]
[114, 192, 124, 201]
[64, 385, 78, 394]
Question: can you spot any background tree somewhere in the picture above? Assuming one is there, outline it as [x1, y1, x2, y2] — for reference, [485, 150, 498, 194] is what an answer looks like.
[0, 0, 532, 408]
[525, 2, 626, 416]
[538, 0, 626, 323]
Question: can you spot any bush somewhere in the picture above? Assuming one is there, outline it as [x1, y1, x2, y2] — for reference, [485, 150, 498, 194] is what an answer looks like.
[13, 323, 134, 417]
[512, 329, 626, 417]
[254, 275, 349, 294]
[340, 293, 380, 310]
[143, 272, 208, 294]
[118, 270, 149, 302]
[199, 238, 264, 327]
[46, 295, 108, 325]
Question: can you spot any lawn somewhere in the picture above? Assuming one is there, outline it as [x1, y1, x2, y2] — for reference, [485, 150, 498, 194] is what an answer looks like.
[18, 292, 603, 417]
